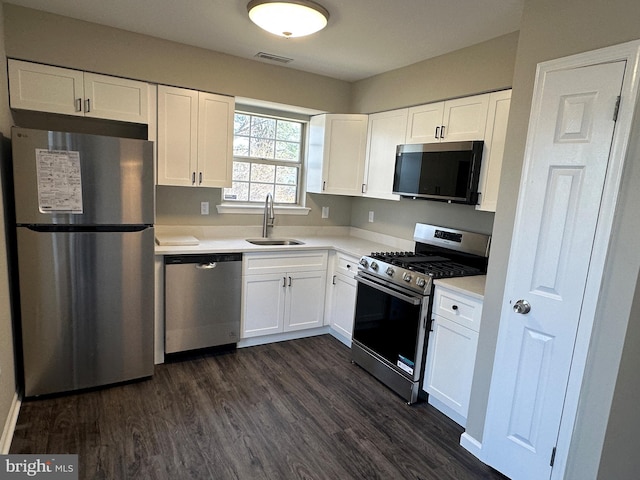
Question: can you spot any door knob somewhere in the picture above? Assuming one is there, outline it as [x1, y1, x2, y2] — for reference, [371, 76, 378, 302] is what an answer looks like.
[513, 299, 531, 314]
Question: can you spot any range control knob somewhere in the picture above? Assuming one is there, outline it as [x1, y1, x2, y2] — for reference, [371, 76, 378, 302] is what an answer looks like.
[359, 258, 369, 268]
[416, 277, 426, 288]
[385, 266, 395, 276]
[403, 272, 413, 282]
[371, 262, 379, 271]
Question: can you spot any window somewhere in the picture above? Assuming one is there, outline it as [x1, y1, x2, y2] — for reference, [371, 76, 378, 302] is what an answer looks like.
[223, 112, 303, 204]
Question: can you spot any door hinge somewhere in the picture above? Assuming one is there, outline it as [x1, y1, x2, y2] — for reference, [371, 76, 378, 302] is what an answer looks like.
[550, 446, 557, 467]
[613, 96, 621, 122]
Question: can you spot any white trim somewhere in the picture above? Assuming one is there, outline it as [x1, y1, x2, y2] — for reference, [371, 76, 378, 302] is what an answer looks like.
[1, 392, 21, 454]
[237, 326, 329, 348]
[460, 432, 484, 460]
[215, 204, 310, 215]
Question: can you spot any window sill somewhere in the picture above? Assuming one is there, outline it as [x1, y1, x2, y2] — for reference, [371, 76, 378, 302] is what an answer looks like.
[216, 204, 311, 215]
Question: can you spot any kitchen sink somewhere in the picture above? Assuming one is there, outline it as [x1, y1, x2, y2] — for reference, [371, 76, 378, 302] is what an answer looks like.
[245, 238, 305, 246]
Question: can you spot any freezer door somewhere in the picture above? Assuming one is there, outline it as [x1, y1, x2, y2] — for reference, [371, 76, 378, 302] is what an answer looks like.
[17, 227, 154, 396]
[11, 127, 154, 225]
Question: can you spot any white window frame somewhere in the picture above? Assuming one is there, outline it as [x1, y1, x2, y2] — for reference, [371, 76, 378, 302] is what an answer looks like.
[217, 109, 310, 215]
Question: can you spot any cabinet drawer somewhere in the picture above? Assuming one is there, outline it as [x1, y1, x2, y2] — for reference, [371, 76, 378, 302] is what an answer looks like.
[243, 250, 328, 275]
[433, 286, 483, 332]
[335, 253, 359, 278]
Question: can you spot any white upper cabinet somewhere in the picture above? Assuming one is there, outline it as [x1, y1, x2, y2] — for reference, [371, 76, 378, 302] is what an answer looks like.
[363, 108, 407, 201]
[8, 59, 149, 124]
[82, 72, 149, 123]
[307, 114, 369, 196]
[197, 92, 235, 188]
[476, 90, 511, 212]
[405, 93, 490, 144]
[157, 85, 234, 188]
[405, 102, 444, 144]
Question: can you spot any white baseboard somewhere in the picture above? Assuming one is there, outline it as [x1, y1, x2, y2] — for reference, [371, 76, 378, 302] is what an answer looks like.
[1, 391, 21, 454]
[460, 432, 484, 461]
[237, 326, 330, 349]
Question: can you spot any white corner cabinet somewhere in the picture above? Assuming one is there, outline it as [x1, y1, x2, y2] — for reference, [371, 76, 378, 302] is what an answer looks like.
[423, 283, 483, 427]
[325, 251, 359, 346]
[405, 93, 490, 144]
[242, 251, 328, 339]
[8, 59, 150, 124]
[307, 114, 369, 196]
[157, 85, 234, 188]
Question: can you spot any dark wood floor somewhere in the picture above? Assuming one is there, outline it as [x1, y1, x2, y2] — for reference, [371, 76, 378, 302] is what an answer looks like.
[11, 334, 507, 480]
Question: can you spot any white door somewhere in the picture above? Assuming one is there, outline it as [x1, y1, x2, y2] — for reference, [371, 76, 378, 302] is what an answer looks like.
[329, 273, 357, 344]
[482, 61, 626, 479]
[285, 271, 326, 332]
[405, 102, 444, 143]
[8, 59, 84, 116]
[198, 92, 234, 188]
[440, 93, 489, 142]
[363, 108, 406, 200]
[84, 73, 149, 123]
[323, 115, 368, 196]
[242, 273, 286, 338]
[157, 86, 198, 187]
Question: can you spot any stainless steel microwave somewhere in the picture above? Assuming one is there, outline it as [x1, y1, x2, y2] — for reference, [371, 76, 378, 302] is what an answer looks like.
[392, 140, 484, 205]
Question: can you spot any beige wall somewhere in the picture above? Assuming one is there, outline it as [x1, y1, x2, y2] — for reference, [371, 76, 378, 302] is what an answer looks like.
[0, 2, 17, 450]
[351, 32, 518, 114]
[464, 1, 640, 478]
[156, 188, 353, 227]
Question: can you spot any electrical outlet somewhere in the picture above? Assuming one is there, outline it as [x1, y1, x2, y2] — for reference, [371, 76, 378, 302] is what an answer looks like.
[200, 201, 209, 215]
[368, 211, 374, 222]
[322, 206, 329, 218]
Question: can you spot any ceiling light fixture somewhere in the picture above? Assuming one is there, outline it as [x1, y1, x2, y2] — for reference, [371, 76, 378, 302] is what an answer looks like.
[247, 0, 329, 38]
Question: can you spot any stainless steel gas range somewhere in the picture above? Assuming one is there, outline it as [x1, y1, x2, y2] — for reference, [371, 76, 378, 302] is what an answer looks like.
[352, 223, 491, 404]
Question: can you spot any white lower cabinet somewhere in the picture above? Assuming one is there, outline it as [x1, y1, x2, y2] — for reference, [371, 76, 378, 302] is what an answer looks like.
[325, 252, 359, 346]
[242, 251, 328, 339]
[423, 284, 483, 427]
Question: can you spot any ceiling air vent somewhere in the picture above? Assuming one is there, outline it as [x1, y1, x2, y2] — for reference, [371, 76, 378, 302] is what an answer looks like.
[255, 52, 293, 64]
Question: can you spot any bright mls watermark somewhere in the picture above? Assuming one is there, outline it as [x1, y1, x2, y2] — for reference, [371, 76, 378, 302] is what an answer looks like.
[0, 455, 77, 479]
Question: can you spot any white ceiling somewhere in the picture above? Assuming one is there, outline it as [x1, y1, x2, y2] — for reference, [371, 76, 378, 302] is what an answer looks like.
[7, 0, 524, 82]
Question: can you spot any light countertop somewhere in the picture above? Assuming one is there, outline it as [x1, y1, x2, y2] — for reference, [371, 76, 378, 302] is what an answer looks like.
[154, 226, 414, 260]
[434, 275, 486, 299]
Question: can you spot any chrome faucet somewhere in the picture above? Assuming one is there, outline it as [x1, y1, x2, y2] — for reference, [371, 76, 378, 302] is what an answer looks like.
[262, 193, 275, 238]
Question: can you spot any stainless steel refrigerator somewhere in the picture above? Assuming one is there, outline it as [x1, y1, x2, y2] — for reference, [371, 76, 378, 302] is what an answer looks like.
[11, 127, 155, 397]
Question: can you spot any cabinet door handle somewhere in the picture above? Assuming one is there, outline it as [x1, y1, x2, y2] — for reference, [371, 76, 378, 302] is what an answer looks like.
[322, 181, 326, 191]
[199, 172, 203, 184]
[192, 172, 196, 185]
[332, 275, 336, 285]
[288, 276, 292, 287]
[362, 184, 366, 193]
[435, 126, 440, 139]
[283, 277, 287, 288]
[440, 125, 445, 138]
[452, 305, 458, 311]
[75, 98, 82, 112]
[85, 99, 91, 113]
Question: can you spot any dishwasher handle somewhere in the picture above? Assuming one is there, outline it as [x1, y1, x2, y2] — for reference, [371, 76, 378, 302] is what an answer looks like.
[195, 262, 217, 270]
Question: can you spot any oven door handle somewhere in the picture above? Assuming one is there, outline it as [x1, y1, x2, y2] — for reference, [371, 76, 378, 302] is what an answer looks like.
[355, 275, 422, 306]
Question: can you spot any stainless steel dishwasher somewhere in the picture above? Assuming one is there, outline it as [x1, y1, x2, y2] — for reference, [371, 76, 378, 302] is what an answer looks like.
[164, 253, 242, 354]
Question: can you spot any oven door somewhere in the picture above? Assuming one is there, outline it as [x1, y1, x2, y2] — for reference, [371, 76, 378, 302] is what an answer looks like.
[353, 274, 428, 382]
